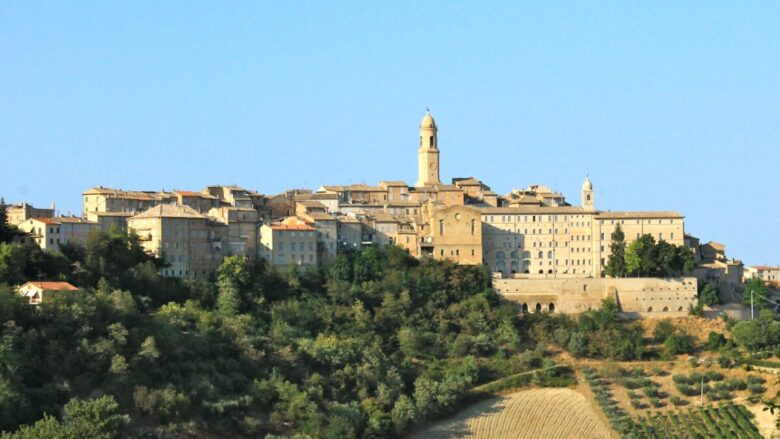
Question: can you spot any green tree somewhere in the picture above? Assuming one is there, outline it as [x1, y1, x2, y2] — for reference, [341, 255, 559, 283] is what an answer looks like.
[0, 199, 16, 244]
[743, 277, 769, 310]
[699, 282, 721, 307]
[653, 319, 676, 343]
[604, 224, 627, 277]
[625, 234, 658, 277]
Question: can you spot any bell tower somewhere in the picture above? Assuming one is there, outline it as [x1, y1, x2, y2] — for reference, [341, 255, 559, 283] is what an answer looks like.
[416, 111, 440, 187]
[582, 175, 595, 211]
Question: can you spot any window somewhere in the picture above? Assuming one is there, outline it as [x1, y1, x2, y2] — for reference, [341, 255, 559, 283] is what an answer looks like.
[439, 220, 444, 235]
[671, 233, 675, 240]
[471, 249, 475, 256]
[429, 135, 434, 147]
[471, 219, 476, 235]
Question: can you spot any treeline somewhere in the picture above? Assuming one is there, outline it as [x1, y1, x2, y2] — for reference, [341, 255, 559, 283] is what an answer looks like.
[0, 220, 532, 438]
[604, 224, 695, 278]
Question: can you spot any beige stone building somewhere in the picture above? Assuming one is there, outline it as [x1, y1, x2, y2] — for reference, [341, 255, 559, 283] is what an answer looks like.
[259, 217, 318, 268]
[128, 204, 227, 279]
[745, 266, 780, 285]
[17, 216, 99, 251]
[17, 218, 63, 250]
[208, 207, 259, 262]
[5, 203, 55, 225]
[426, 205, 482, 264]
[302, 212, 338, 263]
[86, 211, 133, 232]
[479, 176, 686, 279]
[82, 187, 174, 214]
[494, 277, 698, 317]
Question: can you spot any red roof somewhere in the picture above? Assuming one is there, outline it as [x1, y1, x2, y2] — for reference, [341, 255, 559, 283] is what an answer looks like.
[31, 218, 60, 225]
[270, 224, 316, 231]
[23, 281, 79, 291]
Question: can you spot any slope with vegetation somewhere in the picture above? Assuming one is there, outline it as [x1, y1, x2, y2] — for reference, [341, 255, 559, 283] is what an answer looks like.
[0, 217, 535, 438]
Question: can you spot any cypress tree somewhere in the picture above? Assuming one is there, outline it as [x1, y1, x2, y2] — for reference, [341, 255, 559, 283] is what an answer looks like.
[605, 223, 627, 277]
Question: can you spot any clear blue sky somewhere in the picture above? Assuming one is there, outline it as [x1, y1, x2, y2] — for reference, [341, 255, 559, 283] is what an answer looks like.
[1, 2, 778, 265]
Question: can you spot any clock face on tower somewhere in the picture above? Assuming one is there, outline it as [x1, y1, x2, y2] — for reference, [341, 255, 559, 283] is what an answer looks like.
[429, 162, 438, 170]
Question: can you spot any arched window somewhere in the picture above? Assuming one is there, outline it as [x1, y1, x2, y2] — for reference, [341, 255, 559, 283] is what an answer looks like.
[523, 251, 531, 258]
[510, 251, 518, 259]
[429, 136, 434, 147]
[548, 269, 553, 274]
[663, 306, 669, 312]
[496, 260, 506, 271]
[538, 270, 543, 274]
[547, 250, 553, 258]
[647, 307, 653, 312]
[548, 303, 555, 313]
[587, 194, 591, 201]
[510, 260, 519, 272]
[535, 303, 542, 313]
[677, 306, 684, 312]
[496, 251, 505, 259]
[521, 303, 528, 313]
[538, 251, 543, 258]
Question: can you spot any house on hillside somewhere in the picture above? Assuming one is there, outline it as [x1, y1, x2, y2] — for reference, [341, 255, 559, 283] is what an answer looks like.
[17, 281, 79, 305]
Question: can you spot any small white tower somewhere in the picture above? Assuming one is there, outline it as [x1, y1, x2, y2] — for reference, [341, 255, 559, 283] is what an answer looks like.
[581, 175, 594, 211]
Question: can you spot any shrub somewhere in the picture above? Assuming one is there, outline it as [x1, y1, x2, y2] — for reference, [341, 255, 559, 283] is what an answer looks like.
[725, 378, 747, 391]
[670, 396, 687, 406]
[651, 367, 668, 377]
[672, 374, 690, 385]
[707, 331, 727, 350]
[705, 371, 724, 382]
[676, 384, 697, 397]
[653, 319, 676, 343]
[748, 383, 766, 395]
[643, 386, 660, 398]
[620, 378, 642, 389]
[650, 397, 664, 408]
[746, 375, 766, 385]
[665, 333, 695, 355]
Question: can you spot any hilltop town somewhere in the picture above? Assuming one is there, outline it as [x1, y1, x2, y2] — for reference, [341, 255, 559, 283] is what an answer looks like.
[5, 112, 769, 313]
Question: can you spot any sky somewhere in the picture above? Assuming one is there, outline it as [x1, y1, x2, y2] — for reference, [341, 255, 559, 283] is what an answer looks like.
[1, 2, 778, 265]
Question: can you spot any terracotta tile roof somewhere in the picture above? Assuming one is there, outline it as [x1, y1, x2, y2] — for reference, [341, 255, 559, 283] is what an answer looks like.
[752, 266, 779, 271]
[83, 187, 172, 201]
[269, 224, 316, 231]
[452, 177, 482, 186]
[23, 281, 79, 291]
[304, 212, 337, 221]
[596, 211, 684, 219]
[30, 217, 60, 225]
[88, 211, 134, 217]
[298, 201, 328, 209]
[129, 204, 208, 220]
[479, 206, 587, 215]
[298, 193, 339, 200]
[57, 216, 99, 224]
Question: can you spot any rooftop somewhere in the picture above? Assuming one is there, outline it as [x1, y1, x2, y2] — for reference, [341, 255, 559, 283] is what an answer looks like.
[21, 281, 79, 291]
[129, 204, 208, 220]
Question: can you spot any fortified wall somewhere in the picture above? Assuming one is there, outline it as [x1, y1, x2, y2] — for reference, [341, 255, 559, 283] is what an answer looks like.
[493, 277, 698, 318]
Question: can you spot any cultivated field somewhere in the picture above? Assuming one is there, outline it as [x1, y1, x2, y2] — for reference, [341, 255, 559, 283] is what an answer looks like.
[413, 388, 612, 439]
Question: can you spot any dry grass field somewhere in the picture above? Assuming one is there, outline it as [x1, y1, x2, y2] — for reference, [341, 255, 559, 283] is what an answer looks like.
[412, 388, 612, 439]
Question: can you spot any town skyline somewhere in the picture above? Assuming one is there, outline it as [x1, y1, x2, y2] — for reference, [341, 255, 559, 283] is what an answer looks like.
[2, 2, 778, 265]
